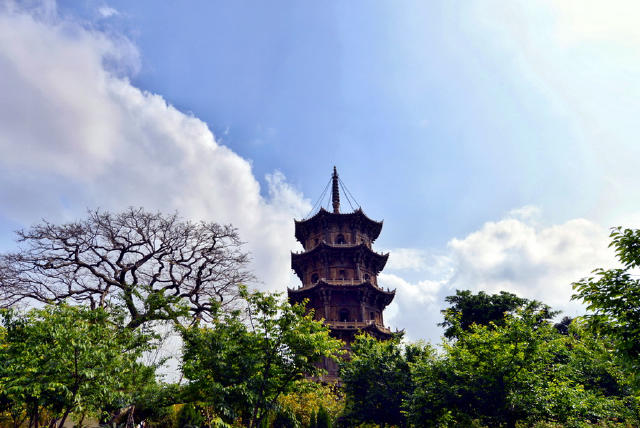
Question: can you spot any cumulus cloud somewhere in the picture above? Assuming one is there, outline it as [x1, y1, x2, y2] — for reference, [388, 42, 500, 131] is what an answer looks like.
[383, 207, 619, 343]
[448, 216, 617, 311]
[0, 4, 309, 294]
[379, 273, 444, 341]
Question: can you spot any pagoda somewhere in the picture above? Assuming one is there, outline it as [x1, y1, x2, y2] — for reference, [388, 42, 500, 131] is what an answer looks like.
[288, 167, 395, 380]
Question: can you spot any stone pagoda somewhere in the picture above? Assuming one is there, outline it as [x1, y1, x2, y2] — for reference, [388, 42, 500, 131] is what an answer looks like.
[288, 167, 395, 380]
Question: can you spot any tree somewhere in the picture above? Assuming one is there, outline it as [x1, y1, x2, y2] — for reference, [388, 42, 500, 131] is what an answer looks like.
[0, 304, 155, 428]
[0, 208, 253, 328]
[339, 333, 432, 427]
[407, 306, 639, 427]
[439, 289, 554, 339]
[573, 227, 640, 379]
[315, 405, 331, 428]
[180, 289, 343, 428]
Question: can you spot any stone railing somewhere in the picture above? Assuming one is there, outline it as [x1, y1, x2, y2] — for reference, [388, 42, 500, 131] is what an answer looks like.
[320, 278, 364, 286]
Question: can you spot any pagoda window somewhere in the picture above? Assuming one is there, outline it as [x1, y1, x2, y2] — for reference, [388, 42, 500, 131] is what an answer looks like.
[339, 269, 346, 280]
[339, 309, 350, 322]
[364, 273, 370, 282]
[370, 311, 374, 321]
[335, 234, 346, 244]
[314, 238, 319, 246]
[311, 273, 319, 283]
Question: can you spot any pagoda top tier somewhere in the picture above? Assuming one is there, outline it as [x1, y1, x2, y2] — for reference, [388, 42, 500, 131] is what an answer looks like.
[294, 207, 383, 244]
[296, 167, 383, 245]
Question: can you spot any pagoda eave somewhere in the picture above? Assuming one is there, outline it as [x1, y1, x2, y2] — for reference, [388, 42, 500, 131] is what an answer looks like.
[288, 280, 395, 307]
[291, 242, 389, 280]
[295, 207, 383, 243]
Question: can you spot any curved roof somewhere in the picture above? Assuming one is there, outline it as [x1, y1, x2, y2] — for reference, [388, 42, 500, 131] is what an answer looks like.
[294, 207, 383, 243]
[290, 242, 388, 281]
[288, 279, 395, 307]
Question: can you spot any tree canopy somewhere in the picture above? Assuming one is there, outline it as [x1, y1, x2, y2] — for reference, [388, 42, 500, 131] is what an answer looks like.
[439, 289, 554, 339]
[0, 305, 155, 428]
[0, 208, 253, 328]
[180, 289, 343, 428]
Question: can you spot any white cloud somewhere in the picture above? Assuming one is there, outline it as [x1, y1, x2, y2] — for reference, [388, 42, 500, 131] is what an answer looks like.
[98, 6, 118, 18]
[379, 273, 444, 341]
[0, 4, 310, 295]
[447, 216, 616, 311]
[385, 248, 429, 271]
[383, 207, 619, 343]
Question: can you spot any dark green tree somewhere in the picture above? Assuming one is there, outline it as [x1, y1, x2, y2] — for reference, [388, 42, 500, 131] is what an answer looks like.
[315, 405, 331, 428]
[308, 409, 317, 428]
[408, 305, 639, 427]
[181, 289, 343, 428]
[340, 333, 432, 427]
[439, 289, 554, 339]
[178, 403, 204, 428]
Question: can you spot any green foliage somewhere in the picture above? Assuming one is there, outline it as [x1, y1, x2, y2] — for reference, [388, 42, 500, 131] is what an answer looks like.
[316, 405, 331, 428]
[309, 409, 317, 428]
[180, 288, 343, 428]
[439, 289, 554, 339]
[0, 304, 155, 428]
[271, 407, 301, 428]
[178, 403, 204, 428]
[127, 383, 184, 428]
[340, 333, 433, 427]
[278, 380, 343, 428]
[339, 291, 638, 427]
[573, 227, 640, 380]
[408, 306, 639, 427]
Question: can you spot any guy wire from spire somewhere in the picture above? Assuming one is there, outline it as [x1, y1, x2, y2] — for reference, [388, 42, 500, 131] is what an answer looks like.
[338, 180, 356, 211]
[338, 177, 360, 210]
[304, 177, 331, 219]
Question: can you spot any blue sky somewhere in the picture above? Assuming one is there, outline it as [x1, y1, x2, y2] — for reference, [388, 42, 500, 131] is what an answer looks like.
[1, 0, 639, 344]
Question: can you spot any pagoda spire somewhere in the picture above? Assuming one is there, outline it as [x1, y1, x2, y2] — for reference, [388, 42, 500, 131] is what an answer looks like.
[332, 166, 340, 213]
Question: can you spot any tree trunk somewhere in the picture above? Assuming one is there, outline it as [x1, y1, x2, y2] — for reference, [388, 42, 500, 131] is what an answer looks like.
[57, 407, 73, 428]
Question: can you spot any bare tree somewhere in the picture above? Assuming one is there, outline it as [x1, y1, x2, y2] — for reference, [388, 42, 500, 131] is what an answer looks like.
[0, 208, 254, 328]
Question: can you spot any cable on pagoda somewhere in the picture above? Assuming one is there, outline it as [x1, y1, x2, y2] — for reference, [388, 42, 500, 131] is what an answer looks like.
[304, 176, 331, 219]
[338, 177, 361, 211]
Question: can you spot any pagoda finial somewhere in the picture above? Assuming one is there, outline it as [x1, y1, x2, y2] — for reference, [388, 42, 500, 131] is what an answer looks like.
[332, 166, 340, 213]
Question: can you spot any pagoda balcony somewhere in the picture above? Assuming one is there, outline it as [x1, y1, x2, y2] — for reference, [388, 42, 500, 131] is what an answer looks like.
[294, 241, 372, 254]
[318, 278, 366, 285]
[329, 320, 392, 334]
[290, 278, 394, 292]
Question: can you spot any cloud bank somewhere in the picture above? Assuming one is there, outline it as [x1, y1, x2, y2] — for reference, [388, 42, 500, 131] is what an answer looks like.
[384, 207, 618, 341]
[0, 4, 309, 293]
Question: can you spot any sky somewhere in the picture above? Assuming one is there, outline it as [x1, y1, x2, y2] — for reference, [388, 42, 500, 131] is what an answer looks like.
[1, 0, 640, 346]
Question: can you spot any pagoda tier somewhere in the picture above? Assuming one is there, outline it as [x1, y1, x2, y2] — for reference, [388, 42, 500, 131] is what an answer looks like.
[288, 279, 396, 308]
[294, 207, 383, 249]
[291, 242, 389, 285]
[288, 280, 395, 340]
